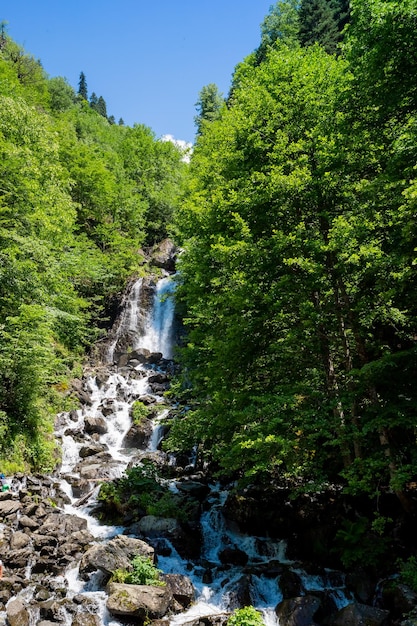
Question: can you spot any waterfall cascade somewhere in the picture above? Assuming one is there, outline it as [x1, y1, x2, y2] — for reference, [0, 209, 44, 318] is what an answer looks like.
[0, 273, 353, 626]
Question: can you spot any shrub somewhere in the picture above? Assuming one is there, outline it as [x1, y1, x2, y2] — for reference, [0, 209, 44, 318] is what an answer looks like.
[112, 555, 165, 586]
[132, 401, 150, 424]
[227, 606, 265, 626]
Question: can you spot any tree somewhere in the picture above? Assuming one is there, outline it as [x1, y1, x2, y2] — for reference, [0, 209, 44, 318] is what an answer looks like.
[194, 83, 224, 136]
[96, 95, 107, 118]
[255, 0, 300, 63]
[78, 71, 88, 100]
[89, 91, 98, 111]
[298, 0, 341, 53]
[48, 76, 76, 113]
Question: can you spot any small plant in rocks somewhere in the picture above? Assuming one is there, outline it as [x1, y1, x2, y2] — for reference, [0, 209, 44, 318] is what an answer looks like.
[112, 555, 165, 586]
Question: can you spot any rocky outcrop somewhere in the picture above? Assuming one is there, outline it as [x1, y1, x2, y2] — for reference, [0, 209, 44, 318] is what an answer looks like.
[150, 238, 177, 272]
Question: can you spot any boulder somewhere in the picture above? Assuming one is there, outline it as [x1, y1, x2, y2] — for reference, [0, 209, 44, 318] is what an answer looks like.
[328, 601, 390, 626]
[6, 598, 30, 626]
[78, 534, 154, 581]
[106, 582, 173, 620]
[150, 238, 177, 272]
[84, 416, 108, 435]
[276, 595, 321, 626]
[162, 574, 195, 608]
[123, 418, 153, 449]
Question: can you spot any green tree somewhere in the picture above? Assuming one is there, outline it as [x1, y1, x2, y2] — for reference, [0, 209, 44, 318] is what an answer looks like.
[298, 0, 341, 53]
[97, 95, 107, 118]
[48, 76, 76, 113]
[255, 0, 300, 63]
[78, 71, 88, 100]
[194, 83, 224, 136]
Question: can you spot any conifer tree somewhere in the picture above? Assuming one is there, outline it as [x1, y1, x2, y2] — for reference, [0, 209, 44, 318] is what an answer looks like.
[299, 0, 341, 54]
[78, 71, 88, 100]
[96, 95, 107, 118]
[194, 84, 224, 136]
[89, 92, 98, 111]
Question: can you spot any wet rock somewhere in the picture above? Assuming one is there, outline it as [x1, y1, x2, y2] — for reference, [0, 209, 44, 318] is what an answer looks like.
[150, 238, 177, 272]
[137, 515, 181, 537]
[162, 574, 195, 608]
[218, 547, 249, 566]
[79, 443, 107, 458]
[175, 480, 210, 500]
[279, 568, 304, 599]
[72, 614, 101, 626]
[378, 579, 417, 618]
[106, 582, 173, 620]
[276, 595, 322, 626]
[84, 416, 108, 435]
[123, 417, 153, 448]
[327, 601, 390, 625]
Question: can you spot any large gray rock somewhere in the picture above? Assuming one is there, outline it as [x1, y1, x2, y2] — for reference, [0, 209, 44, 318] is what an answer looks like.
[123, 418, 153, 449]
[150, 238, 177, 272]
[78, 534, 154, 581]
[106, 582, 173, 619]
[137, 515, 181, 537]
[6, 598, 30, 626]
[162, 574, 195, 608]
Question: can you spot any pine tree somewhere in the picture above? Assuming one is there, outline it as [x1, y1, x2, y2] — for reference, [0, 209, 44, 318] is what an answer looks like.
[299, 0, 341, 54]
[89, 92, 98, 111]
[96, 95, 107, 118]
[194, 84, 224, 136]
[78, 71, 88, 100]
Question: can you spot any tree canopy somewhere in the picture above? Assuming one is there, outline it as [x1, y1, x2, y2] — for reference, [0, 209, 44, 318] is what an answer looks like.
[0, 33, 186, 472]
[168, 0, 417, 509]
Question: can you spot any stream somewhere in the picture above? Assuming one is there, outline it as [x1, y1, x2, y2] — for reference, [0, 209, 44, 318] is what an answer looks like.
[1, 272, 352, 625]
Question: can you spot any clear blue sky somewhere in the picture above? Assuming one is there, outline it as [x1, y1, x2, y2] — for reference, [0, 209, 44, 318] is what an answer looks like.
[0, 1, 274, 145]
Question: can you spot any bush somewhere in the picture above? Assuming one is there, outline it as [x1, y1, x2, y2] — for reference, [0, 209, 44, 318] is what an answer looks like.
[112, 555, 165, 586]
[227, 606, 264, 626]
[131, 401, 150, 424]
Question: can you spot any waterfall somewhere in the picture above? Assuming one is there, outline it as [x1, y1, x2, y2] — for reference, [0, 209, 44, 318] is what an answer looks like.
[138, 276, 176, 358]
[1, 272, 353, 626]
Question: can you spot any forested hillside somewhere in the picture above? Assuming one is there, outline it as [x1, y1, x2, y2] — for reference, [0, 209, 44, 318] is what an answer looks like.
[169, 0, 417, 510]
[0, 31, 187, 472]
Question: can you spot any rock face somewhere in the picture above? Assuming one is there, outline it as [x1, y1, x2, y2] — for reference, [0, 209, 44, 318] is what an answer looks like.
[150, 238, 177, 272]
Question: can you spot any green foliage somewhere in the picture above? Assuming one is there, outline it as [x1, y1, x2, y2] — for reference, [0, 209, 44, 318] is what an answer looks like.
[168, 0, 417, 507]
[227, 606, 265, 626]
[194, 83, 224, 136]
[98, 460, 195, 523]
[0, 33, 185, 470]
[398, 556, 417, 593]
[112, 555, 165, 586]
[334, 516, 391, 569]
[132, 401, 150, 424]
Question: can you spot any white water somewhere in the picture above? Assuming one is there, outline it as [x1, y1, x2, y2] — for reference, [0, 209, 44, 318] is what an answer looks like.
[137, 276, 176, 358]
[14, 274, 351, 625]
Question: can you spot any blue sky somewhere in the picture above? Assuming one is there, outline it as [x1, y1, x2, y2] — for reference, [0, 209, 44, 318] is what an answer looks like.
[0, 1, 274, 145]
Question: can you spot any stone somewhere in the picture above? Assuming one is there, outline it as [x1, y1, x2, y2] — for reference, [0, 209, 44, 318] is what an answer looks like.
[276, 595, 321, 626]
[6, 598, 30, 626]
[79, 534, 154, 581]
[106, 582, 173, 619]
[328, 601, 390, 626]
